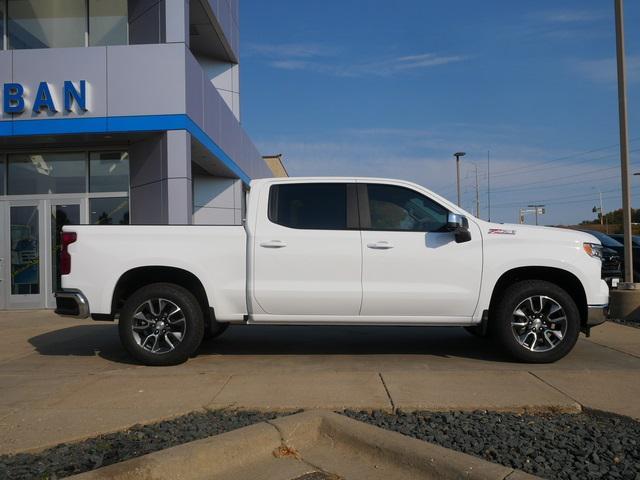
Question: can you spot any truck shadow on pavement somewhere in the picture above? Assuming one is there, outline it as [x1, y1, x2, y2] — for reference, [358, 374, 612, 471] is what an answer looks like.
[27, 324, 513, 365]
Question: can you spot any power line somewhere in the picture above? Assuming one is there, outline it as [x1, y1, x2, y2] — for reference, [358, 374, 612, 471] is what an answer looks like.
[492, 189, 640, 209]
[437, 139, 640, 194]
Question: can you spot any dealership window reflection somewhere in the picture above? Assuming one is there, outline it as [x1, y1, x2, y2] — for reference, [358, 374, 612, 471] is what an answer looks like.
[0, 156, 6, 195]
[4, 0, 129, 50]
[8, 0, 87, 49]
[7, 153, 86, 195]
[89, 152, 129, 192]
[11, 205, 40, 295]
[88, 0, 128, 46]
[90, 197, 129, 225]
[0, 1, 5, 48]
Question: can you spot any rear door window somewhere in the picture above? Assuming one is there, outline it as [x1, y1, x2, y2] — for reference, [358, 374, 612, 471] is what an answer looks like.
[268, 183, 348, 230]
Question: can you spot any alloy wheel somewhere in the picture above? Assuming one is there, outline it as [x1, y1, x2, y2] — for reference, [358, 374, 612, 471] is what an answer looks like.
[131, 298, 187, 354]
[511, 295, 567, 352]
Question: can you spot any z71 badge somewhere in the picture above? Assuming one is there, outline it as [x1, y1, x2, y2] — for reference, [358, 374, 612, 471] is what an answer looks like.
[488, 228, 516, 235]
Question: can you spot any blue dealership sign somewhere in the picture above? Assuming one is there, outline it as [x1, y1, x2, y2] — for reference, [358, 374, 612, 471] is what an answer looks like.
[3, 81, 87, 114]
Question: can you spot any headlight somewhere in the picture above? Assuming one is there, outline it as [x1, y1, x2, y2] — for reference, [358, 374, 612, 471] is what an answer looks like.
[583, 243, 603, 260]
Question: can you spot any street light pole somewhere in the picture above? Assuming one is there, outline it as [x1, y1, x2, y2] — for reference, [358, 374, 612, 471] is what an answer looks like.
[468, 163, 480, 217]
[454, 152, 466, 207]
[615, 0, 633, 284]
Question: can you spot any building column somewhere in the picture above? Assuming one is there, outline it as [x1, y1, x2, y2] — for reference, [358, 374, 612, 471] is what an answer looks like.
[129, 130, 192, 225]
[166, 130, 193, 224]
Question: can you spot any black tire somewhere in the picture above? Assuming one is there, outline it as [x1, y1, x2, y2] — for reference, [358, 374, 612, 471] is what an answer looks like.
[202, 322, 229, 341]
[490, 280, 580, 363]
[119, 283, 204, 366]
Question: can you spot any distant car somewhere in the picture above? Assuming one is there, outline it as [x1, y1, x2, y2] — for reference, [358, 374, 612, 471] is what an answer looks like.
[580, 230, 640, 282]
[601, 247, 622, 287]
[608, 234, 640, 247]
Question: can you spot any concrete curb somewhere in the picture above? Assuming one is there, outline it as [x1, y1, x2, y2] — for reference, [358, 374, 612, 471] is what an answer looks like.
[69, 411, 542, 480]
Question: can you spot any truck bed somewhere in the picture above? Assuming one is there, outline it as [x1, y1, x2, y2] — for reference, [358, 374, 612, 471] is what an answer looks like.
[62, 225, 248, 321]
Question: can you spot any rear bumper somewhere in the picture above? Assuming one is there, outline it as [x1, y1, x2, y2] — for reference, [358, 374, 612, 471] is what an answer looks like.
[587, 304, 609, 326]
[55, 290, 90, 319]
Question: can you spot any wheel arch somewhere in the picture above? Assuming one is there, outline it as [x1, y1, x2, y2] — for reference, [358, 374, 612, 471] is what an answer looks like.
[111, 266, 212, 322]
[488, 266, 588, 327]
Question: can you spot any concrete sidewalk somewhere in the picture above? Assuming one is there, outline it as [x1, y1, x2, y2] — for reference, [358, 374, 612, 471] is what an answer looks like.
[70, 411, 541, 480]
[1, 310, 639, 454]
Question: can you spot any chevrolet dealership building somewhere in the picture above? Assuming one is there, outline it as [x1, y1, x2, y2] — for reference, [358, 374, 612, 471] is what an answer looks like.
[0, 0, 272, 310]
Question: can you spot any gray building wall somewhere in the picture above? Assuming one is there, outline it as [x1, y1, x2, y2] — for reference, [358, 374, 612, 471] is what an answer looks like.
[129, 130, 193, 225]
[1, 0, 270, 226]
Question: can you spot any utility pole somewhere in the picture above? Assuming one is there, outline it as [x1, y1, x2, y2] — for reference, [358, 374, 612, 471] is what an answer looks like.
[454, 152, 466, 207]
[615, 0, 634, 284]
[487, 150, 491, 222]
[600, 191, 604, 227]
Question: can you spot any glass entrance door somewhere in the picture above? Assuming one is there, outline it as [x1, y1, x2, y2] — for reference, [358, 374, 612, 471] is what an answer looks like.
[6, 200, 45, 309]
[0, 202, 6, 310]
[47, 201, 84, 308]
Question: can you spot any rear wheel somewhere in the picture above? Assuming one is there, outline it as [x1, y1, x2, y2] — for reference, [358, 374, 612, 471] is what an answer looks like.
[491, 280, 580, 363]
[119, 283, 204, 366]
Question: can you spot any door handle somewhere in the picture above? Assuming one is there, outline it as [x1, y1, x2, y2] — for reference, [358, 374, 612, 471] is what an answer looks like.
[260, 240, 287, 248]
[367, 241, 394, 250]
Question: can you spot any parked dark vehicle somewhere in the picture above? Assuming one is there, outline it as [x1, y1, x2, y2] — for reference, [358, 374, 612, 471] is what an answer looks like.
[608, 234, 640, 247]
[601, 247, 622, 287]
[580, 230, 640, 282]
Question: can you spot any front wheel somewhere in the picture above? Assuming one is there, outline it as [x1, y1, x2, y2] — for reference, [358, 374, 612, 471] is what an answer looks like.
[491, 280, 580, 363]
[119, 283, 204, 366]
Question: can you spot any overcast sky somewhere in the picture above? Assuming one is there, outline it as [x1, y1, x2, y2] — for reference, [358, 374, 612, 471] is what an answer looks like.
[239, 0, 640, 225]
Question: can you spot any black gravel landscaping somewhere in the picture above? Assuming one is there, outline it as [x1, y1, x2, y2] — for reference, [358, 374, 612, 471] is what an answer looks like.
[344, 409, 640, 480]
[2, 409, 639, 480]
[0, 410, 286, 480]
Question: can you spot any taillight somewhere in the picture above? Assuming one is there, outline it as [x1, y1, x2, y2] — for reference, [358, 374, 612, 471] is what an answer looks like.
[60, 232, 77, 275]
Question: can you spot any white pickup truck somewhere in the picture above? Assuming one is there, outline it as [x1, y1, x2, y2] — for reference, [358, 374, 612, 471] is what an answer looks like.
[55, 177, 609, 366]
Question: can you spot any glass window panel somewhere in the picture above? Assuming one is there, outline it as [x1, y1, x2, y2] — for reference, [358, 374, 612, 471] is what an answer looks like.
[0, 157, 6, 195]
[89, 0, 128, 46]
[268, 183, 347, 230]
[0, 1, 5, 49]
[89, 151, 129, 192]
[51, 203, 80, 293]
[8, 0, 86, 50]
[11, 205, 40, 295]
[366, 184, 448, 232]
[90, 197, 129, 225]
[8, 152, 86, 195]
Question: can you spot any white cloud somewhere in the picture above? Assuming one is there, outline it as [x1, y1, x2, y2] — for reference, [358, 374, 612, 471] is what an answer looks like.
[255, 128, 637, 225]
[245, 43, 335, 58]
[247, 42, 467, 77]
[574, 55, 640, 84]
[541, 10, 607, 24]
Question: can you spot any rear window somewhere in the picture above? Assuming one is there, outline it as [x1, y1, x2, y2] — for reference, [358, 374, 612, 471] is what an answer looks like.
[268, 183, 348, 230]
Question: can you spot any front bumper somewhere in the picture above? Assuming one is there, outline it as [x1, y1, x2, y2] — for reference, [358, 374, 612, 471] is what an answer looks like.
[587, 304, 609, 326]
[55, 290, 90, 319]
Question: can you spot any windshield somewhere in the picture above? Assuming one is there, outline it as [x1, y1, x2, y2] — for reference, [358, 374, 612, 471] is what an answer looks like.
[585, 230, 623, 248]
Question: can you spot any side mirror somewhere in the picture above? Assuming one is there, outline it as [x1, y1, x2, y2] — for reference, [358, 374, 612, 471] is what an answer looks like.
[446, 213, 472, 243]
